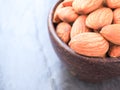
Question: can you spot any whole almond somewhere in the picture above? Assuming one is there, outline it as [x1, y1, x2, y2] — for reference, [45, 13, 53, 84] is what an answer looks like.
[69, 32, 109, 57]
[113, 8, 120, 24]
[53, 3, 63, 23]
[109, 45, 120, 57]
[56, 22, 71, 43]
[63, 0, 74, 7]
[72, 0, 103, 14]
[100, 24, 120, 45]
[70, 15, 90, 38]
[86, 7, 113, 30]
[106, 0, 120, 8]
[57, 7, 79, 23]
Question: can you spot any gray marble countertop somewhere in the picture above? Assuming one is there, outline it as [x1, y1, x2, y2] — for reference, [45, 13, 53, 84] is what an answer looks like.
[0, 0, 120, 90]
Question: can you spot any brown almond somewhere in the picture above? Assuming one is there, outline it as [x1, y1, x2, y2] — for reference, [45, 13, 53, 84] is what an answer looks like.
[72, 0, 103, 14]
[100, 24, 120, 45]
[109, 45, 120, 57]
[57, 7, 79, 23]
[69, 32, 109, 57]
[56, 22, 71, 43]
[53, 3, 63, 23]
[86, 7, 113, 30]
[63, 0, 74, 7]
[106, 0, 120, 8]
[70, 15, 90, 38]
[113, 8, 120, 24]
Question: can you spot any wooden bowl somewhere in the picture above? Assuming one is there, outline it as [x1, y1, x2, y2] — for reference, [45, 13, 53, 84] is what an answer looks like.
[47, 0, 120, 83]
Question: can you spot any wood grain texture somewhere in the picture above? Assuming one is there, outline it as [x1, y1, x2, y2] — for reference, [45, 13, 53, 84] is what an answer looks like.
[0, 0, 119, 90]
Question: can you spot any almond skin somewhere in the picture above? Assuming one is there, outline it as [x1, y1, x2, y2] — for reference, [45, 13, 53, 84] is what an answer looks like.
[86, 7, 113, 30]
[109, 45, 120, 57]
[63, 0, 74, 7]
[57, 7, 79, 23]
[56, 22, 71, 43]
[72, 0, 103, 14]
[100, 24, 120, 45]
[113, 8, 120, 24]
[70, 15, 90, 38]
[69, 32, 109, 57]
[106, 0, 120, 8]
[53, 3, 63, 23]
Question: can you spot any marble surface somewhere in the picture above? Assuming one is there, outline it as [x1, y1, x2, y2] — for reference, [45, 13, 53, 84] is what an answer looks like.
[0, 0, 120, 90]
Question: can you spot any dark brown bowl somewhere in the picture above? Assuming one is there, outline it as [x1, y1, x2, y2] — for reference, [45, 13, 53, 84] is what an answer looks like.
[48, 0, 120, 83]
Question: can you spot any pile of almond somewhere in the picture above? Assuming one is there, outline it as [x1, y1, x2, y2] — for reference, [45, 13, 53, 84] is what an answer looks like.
[53, 0, 120, 58]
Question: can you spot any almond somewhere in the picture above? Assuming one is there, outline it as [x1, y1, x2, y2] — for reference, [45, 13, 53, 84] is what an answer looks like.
[57, 6, 79, 23]
[86, 7, 113, 30]
[69, 32, 109, 57]
[63, 0, 74, 7]
[106, 0, 120, 8]
[70, 15, 90, 38]
[53, 3, 63, 23]
[109, 45, 120, 57]
[72, 0, 103, 14]
[100, 24, 120, 45]
[56, 22, 71, 43]
[113, 8, 120, 24]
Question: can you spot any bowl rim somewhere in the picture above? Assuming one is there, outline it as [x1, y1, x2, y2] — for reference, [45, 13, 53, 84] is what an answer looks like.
[47, 0, 120, 63]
